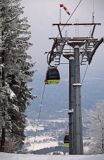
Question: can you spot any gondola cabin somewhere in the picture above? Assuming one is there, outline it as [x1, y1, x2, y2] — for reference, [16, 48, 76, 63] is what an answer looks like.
[45, 66, 60, 85]
[64, 134, 69, 148]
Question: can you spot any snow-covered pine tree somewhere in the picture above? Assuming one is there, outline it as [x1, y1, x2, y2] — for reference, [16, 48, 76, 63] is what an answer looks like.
[0, 0, 34, 152]
[85, 102, 104, 154]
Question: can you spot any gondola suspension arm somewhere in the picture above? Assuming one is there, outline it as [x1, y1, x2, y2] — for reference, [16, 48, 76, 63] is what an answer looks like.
[89, 37, 104, 64]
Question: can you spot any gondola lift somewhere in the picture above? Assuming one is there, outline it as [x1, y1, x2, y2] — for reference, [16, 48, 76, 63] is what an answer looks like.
[44, 66, 60, 85]
[64, 133, 69, 148]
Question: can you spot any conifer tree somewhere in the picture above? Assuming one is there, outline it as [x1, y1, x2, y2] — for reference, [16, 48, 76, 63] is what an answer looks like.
[0, 0, 34, 152]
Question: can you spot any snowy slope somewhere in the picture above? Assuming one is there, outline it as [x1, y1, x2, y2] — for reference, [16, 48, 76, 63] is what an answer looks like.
[0, 153, 104, 160]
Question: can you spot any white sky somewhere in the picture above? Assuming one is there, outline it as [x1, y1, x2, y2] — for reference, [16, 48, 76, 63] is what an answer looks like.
[22, 0, 104, 76]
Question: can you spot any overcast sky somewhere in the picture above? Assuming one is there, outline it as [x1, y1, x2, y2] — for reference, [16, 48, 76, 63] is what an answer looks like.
[22, 0, 104, 80]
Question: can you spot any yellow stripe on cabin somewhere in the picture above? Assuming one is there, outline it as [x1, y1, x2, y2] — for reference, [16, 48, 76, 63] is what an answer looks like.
[64, 143, 69, 148]
[47, 80, 60, 84]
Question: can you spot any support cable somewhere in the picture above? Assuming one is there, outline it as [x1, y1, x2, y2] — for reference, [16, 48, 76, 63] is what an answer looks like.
[37, 84, 46, 122]
[57, 0, 84, 37]
[81, 63, 89, 85]
[59, 5, 62, 24]
[32, 84, 46, 150]
[66, 0, 84, 24]
[92, 0, 95, 23]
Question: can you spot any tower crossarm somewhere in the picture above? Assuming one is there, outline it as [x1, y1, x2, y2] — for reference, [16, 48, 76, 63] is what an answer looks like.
[47, 36, 102, 66]
[47, 38, 66, 66]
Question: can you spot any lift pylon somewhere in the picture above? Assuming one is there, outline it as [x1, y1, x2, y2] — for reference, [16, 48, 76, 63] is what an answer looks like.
[45, 22, 103, 154]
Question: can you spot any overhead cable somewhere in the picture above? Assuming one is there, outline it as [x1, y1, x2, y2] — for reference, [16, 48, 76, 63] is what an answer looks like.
[81, 63, 89, 85]
[57, 0, 84, 37]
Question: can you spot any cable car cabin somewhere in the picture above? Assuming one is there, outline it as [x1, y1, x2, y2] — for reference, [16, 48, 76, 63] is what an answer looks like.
[45, 66, 60, 85]
[64, 134, 69, 148]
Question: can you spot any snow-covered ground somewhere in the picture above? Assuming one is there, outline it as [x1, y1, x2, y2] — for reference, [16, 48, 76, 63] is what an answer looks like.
[0, 153, 104, 160]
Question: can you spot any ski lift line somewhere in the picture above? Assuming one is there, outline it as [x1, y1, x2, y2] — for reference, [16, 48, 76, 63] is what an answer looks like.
[36, 84, 46, 124]
[62, 0, 84, 24]
[93, 0, 95, 12]
[33, 84, 46, 147]
[59, 5, 61, 24]
[81, 63, 89, 85]
[37, 84, 46, 123]
[40, 84, 46, 104]
[92, 0, 95, 23]
[57, 0, 84, 38]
